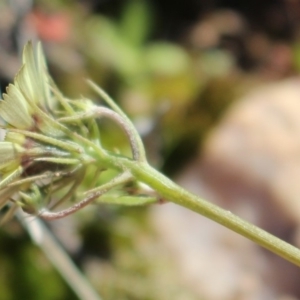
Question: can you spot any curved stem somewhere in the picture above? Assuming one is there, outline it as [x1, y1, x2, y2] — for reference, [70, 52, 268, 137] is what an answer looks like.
[93, 107, 140, 161]
[59, 106, 141, 161]
[39, 171, 132, 220]
[87, 80, 147, 162]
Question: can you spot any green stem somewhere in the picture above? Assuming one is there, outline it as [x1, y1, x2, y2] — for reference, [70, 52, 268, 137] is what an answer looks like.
[126, 161, 300, 266]
[79, 89, 300, 267]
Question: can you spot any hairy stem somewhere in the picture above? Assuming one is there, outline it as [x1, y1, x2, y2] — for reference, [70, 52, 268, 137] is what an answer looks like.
[59, 107, 141, 161]
[39, 171, 132, 220]
[87, 80, 147, 162]
[121, 160, 300, 267]
[77, 100, 300, 267]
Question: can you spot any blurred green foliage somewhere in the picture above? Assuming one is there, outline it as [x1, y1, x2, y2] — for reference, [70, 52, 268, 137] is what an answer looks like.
[0, 0, 240, 297]
[78, 207, 201, 300]
[0, 221, 75, 300]
[0, 0, 273, 299]
[45, 0, 238, 173]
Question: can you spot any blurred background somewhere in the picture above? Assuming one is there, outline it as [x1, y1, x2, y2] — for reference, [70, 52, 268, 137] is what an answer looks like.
[2, 0, 300, 299]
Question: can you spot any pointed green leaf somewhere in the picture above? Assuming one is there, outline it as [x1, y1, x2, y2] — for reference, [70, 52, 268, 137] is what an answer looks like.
[4, 131, 26, 144]
[0, 84, 33, 129]
[10, 129, 82, 153]
[20, 41, 47, 106]
[0, 142, 23, 162]
[37, 42, 52, 107]
[120, 0, 152, 47]
[0, 166, 23, 190]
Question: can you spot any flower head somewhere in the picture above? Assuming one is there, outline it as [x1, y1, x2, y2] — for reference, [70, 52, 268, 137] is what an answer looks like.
[0, 42, 91, 221]
[0, 41, 155, 223]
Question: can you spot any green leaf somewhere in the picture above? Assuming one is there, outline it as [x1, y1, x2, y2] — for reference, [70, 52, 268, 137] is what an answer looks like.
[0, 142, 23, 162]
[1, 83, 33, 129]
[145, 43, 190, 76]
[120, 0, 152, 47]
[9, 129, 82, 154]
[20, 41, 50, 107]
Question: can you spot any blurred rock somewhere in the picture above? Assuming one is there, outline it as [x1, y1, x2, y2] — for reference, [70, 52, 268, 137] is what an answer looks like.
[150, 201, 273, 300]
[203, 78, 300, 226]
[150, 78, 300, 299]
